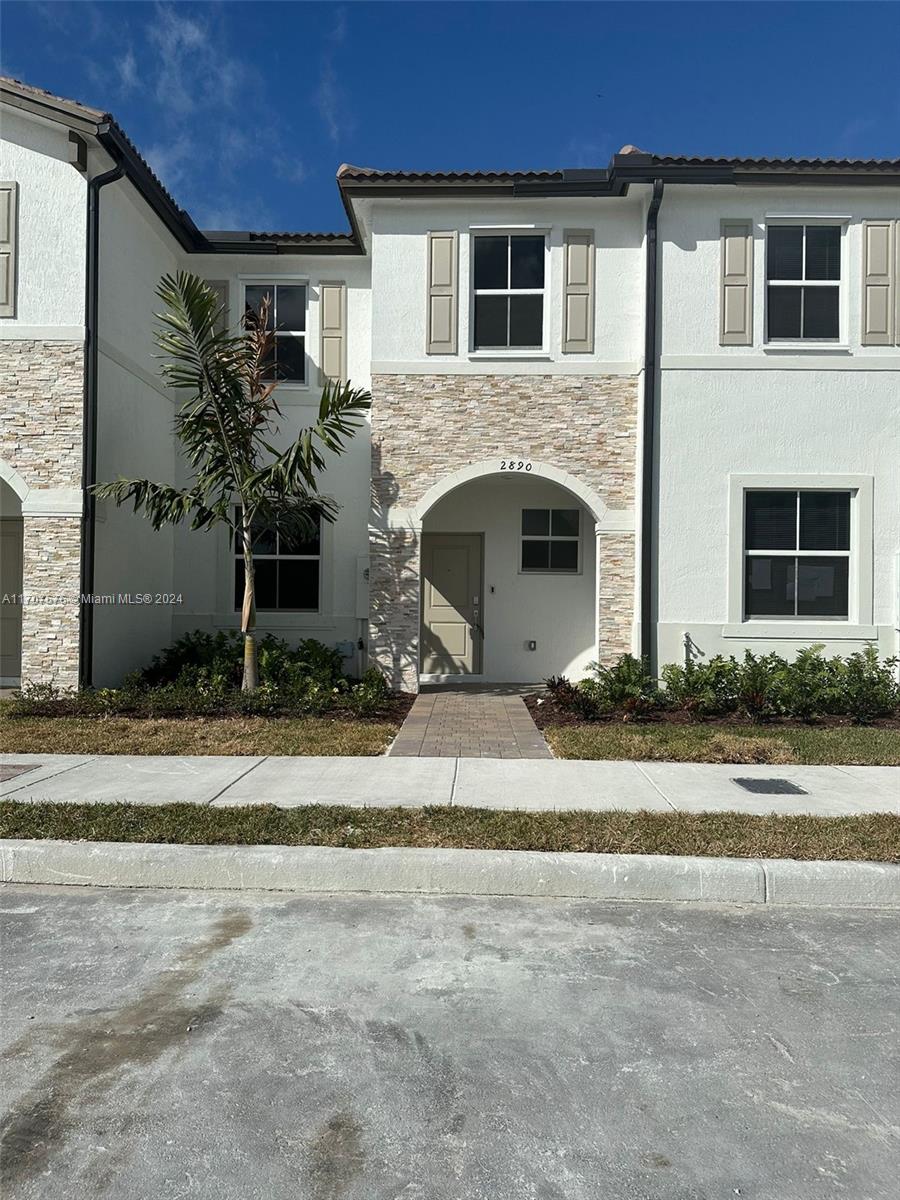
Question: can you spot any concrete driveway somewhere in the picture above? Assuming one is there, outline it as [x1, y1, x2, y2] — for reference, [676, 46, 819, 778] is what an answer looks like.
[1, 887, 898, 1199]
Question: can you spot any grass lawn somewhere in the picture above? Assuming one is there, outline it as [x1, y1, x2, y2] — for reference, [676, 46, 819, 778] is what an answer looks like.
[1, 801, 897, 862]
[544, 722, 900, 766]
[0, 708, 399, 757]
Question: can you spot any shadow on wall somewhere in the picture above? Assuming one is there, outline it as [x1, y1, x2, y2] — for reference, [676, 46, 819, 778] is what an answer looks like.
[369, 439, 419, 692]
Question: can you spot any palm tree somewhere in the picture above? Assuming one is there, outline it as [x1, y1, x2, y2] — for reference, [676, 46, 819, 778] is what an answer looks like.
[94, 271, 370, 690]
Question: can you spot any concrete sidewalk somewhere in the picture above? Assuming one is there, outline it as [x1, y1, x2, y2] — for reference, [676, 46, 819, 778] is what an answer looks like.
[1, 753, 897, 815]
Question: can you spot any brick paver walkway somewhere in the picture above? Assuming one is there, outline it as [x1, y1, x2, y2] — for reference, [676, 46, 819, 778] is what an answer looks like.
[390, 690, 552, 759]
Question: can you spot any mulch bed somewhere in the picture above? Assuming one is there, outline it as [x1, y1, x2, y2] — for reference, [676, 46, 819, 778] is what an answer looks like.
[522, 693, 900, 731]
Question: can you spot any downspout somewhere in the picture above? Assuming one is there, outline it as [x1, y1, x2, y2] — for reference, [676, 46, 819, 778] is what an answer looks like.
[640, 179, 664, 668]
[79, 163, 124, 688]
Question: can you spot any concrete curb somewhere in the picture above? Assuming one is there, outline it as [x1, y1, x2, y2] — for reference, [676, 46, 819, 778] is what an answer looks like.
[1, 839, 898, 908]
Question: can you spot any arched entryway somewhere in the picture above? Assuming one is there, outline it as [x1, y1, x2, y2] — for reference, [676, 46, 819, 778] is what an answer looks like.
[417, 462, 605, 684]
[369, 458, 635, 692]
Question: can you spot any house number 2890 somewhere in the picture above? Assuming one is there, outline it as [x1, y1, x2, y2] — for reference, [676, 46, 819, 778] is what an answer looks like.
[500, 459, 533, 472]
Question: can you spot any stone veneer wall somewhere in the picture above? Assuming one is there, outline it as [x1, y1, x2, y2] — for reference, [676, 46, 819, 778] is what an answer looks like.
[0, 340, 84, 686]
[369, 374, 638, 691]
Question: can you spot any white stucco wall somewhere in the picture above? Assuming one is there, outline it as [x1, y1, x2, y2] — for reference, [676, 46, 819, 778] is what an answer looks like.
[655, 185, 900, 667]
[370, 197, 645, 371]
[169, 254, 373, 667]
[92, 175, 185, 683]
[0, 109, 86, 333]
[423, 475, 597, 682]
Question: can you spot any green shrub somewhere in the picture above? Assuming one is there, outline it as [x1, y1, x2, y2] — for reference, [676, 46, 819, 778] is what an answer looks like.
[138, 629, 344, 690]
[660, 657, 741, 718]
[544, 647, 900, 724]
[587, 655, 662, 718]
[839, 648, 900, 721]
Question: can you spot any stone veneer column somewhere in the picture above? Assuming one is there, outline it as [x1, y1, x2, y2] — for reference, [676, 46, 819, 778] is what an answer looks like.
[20, 515, 82, 687]
[1, 339, 85, 687]
[596, 530, 637, 665]
[368, 525, 421, 693]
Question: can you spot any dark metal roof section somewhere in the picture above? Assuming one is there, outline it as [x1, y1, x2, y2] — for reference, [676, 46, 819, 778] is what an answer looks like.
[201, 229, 363, 256]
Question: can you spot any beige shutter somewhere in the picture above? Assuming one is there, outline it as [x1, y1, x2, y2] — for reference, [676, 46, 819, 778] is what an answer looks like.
[0, 182, 18, 319]
[206, 279, 229, 333]
[861, 221, 894, 346]
[319, 280, 347, 383]
[426, 231, 458, 354]
[562, 230, 595, 353]
[719, 220, 753, 345]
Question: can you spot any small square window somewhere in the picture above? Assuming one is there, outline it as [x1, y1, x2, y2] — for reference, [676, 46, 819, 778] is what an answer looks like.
[521, 507, 580, 573]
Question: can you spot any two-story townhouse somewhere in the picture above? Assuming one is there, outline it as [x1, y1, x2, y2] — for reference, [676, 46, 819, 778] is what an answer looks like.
[1, 76, 898, 695]
[652, 167, 900, 669]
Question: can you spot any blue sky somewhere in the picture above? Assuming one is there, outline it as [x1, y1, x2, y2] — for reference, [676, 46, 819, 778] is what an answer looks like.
[3, 2, 898, 233]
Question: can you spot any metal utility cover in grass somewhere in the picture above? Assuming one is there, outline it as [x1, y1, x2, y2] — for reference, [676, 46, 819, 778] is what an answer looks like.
[732, 777, 808, 795]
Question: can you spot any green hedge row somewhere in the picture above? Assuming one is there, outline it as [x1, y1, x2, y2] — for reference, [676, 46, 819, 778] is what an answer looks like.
[548, 647, 900, 723]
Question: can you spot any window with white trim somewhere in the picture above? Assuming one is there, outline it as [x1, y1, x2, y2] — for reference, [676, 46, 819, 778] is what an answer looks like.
[244, 283, 307, 382]
[766, 225, 841, 341]
[744, 490, 850, 619]
[521, 508, 580, 572]
[234, 508, 320, 611]
[473, 234, 545, 349]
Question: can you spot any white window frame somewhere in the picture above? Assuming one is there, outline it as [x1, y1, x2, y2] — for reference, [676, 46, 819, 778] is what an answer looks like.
[239, 276, 309, 388]
[520, 506, 581, 574]
[469, 228, 549, 357]
[233, 507, 322, 614]
[763, 218, 849, 348]
[725, 474, 874, 639]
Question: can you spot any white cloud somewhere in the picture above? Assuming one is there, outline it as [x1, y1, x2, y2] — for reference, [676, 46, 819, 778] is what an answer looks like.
[144, 133, 194, 191]
[116, 47, 138, 92]
[316, 7, 353, 145]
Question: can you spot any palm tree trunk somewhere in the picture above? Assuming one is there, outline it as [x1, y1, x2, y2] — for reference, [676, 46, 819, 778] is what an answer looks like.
[240, 514, 258, 691]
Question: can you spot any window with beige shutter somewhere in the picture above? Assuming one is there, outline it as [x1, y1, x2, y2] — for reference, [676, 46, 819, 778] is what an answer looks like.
[426, 231, 458, 354]
[719, 220, 753, 345]
[319, 281, 347, 382]
[206, 280, 229, 334]
[861, 220, 895, 346]
[562, 230, 594, 353]
[0, 182, 18, 319]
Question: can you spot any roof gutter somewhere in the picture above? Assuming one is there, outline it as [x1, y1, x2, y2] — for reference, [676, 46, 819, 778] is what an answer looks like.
[79, 163, 124, 688]
[640, 179, 664, 669]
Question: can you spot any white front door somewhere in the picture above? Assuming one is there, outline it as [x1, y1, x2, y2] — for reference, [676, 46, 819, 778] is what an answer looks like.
[420, 533, 483, 675]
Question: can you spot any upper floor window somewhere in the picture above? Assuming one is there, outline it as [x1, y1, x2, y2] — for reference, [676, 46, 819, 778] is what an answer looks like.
[521, 508, 580, 572]
[473, 234, 545, 350]
[244, 283, 307, 383]
[744, 490, 850, 619]
[766, 225, 841, 341]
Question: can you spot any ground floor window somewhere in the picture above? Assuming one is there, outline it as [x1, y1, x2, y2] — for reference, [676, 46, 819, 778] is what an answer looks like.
[521, 508, 580, 572]
[233, 509, 321, 611]
[744, 489, 850, 619]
